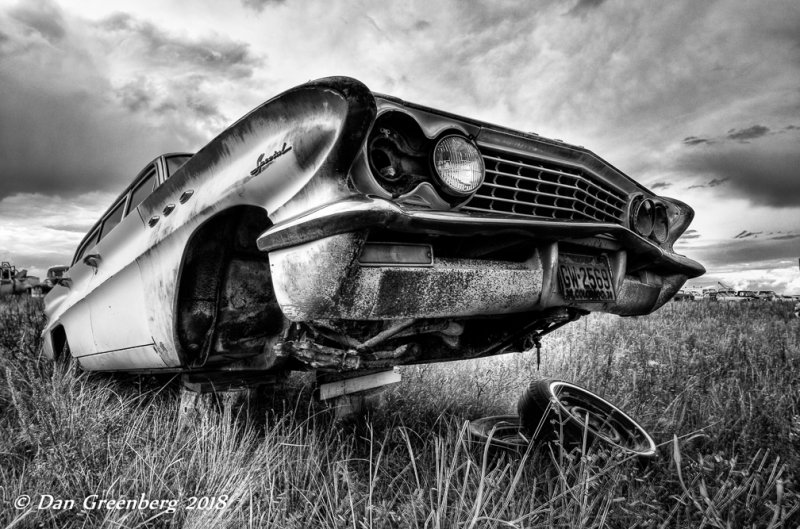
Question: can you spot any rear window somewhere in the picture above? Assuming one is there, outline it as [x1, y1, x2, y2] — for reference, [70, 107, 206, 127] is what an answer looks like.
[128, 168, 156, 213]
[99, 199, 126, 240]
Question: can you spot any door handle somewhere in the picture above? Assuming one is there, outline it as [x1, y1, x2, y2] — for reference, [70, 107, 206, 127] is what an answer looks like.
[148, 215, 160, 227]
[83, 254, 102, 268]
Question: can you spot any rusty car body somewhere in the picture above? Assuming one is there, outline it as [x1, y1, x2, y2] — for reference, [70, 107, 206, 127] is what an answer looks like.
[42, 77, 703, 383]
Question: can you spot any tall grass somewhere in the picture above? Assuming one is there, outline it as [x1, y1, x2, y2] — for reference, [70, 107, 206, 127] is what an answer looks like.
[1, 297, 798, 527]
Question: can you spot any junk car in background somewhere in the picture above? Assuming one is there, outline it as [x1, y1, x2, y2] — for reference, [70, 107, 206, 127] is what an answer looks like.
[1, 261, 40, 297]
[40, 265, 70, 295]
[672, 289, 695, 302]
[42, 77, 704, 387]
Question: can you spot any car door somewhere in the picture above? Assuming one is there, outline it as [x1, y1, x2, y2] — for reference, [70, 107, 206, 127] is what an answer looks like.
[57, 229, 100, 357]
[80, 164, 171, 370]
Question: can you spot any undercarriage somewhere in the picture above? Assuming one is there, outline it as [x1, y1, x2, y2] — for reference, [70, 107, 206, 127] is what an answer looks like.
[275, 307, 582, 373]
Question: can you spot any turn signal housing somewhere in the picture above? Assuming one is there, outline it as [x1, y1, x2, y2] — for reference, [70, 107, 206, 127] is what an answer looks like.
[652, 203, 669, 243]
[632, 197, 655, 238]
[630, 196, 673, 245]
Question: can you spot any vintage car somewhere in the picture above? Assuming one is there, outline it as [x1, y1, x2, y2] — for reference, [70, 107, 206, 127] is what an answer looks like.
[1, 261, 40, 297]
[672, 289, 695, 302]
[42, 77, 704, 388]
[40, 265, 70, 295]
[701, 287, 717, 300]
[715, 289, 740, 302]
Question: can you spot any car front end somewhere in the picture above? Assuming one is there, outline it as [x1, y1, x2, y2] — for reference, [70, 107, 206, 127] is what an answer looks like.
[255, 83, 704, 366]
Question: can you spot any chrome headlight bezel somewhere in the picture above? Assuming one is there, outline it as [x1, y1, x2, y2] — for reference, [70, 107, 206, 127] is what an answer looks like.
[430, 135, 485, 197]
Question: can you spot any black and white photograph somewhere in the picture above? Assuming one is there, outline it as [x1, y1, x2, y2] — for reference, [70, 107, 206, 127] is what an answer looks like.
[1, 0, 799, 526]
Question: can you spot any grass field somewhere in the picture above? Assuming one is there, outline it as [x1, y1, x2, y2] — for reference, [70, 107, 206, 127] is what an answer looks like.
[1, 298, 798, 528]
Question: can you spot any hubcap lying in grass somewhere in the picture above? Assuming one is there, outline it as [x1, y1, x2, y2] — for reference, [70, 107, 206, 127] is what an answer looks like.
[468, 378, 657, 460]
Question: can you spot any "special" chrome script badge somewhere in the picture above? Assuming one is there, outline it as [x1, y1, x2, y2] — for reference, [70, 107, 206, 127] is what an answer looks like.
[250, 142, 292, 176]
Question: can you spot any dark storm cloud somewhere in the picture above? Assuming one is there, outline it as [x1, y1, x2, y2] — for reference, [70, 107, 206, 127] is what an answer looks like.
[683, 136, 712, 146]
[413, 20, 431, 31]
[681, 141, 800, 207]
[115, 76, 227, 126]
[650, 181, 671, 190]
[240, 0, 286, 13]
[0, 64, 212, 198]
[96, 12, 261, 131]
[734, 230, 762, 239]
[684, 237, 798, 270]
[0, 7, 264, 199]
[98, 13, 260, 79]
[188, 100, 221, 120]
[118, 81, 152, 112]
[8, 0, 65, 42]
[0, 74, 148, 198]
[687, 177, 729, 190]
[726, 125, 770, 141]
[684, 124, 773, 147]
[567, 0, 606, 16]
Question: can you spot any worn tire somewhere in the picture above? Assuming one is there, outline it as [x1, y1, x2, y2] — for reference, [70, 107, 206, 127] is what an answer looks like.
[517, 379, 656, 459]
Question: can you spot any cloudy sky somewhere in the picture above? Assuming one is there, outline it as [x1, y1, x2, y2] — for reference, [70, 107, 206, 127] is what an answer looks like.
[1, 0, 799, 293]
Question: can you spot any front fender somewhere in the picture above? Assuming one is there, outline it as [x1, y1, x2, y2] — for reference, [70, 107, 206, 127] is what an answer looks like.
[133, 77, 377, 365]
[138, 76, 378, 244]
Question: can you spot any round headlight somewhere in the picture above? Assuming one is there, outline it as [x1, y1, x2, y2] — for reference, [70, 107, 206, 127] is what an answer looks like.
[652, 203, 669, 243]
[431, 135, 485, 195]
[632, 198, 655, 238]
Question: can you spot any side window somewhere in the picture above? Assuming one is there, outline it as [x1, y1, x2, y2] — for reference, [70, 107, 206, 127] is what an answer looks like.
[165, 155, 191, 179]
[127, 167, 156, 214]
[74, 229, 99, 265]
[99, 199, 126, 241]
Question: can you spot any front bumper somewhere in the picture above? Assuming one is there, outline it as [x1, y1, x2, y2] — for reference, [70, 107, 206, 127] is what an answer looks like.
[257, 197, 704, 321]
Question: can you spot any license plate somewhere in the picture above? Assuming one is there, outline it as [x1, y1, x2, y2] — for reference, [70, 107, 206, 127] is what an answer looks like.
[558, 253, 616, 302]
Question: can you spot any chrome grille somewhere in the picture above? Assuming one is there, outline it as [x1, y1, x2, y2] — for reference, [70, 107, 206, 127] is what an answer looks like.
[462, 146, 627, 224]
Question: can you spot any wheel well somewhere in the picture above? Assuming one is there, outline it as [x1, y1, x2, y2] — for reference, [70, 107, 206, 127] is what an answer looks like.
[51, 325, 68, 361]
[176, 206, 286, 367]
